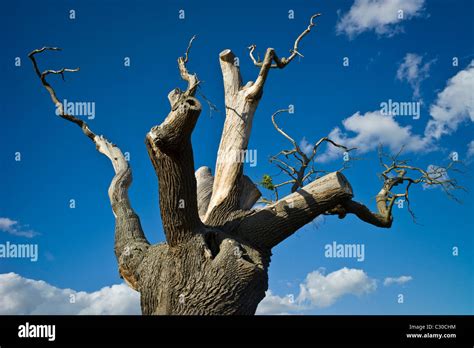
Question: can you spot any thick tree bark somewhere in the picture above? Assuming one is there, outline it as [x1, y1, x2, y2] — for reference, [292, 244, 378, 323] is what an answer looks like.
[145, 95, 203, 246]
[235, 172, 353, 249]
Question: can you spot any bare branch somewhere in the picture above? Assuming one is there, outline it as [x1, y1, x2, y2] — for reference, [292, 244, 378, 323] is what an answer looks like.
[28, 48, 95, 140]
[274, 179, 297, 188]
[326, 199, 393, 228]
[41, 68, 80, 80]
[270, 157, 298, 178]
[177, 35, 199, 96]
[29, 47, 149, 289]
[245, 14, 321, 100]
[265, 109, 355, 199]
[248, 13, 321, 69]
[310, 137, 356, 161]
[271, 109, 298, 149]
[183, 35, 196, 63]
[326, 147, 464, 227]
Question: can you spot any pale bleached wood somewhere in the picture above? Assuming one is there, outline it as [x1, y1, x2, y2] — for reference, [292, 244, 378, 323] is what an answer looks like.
[205, 17, 321, 224]
[204, 50, 260, 224]
[195, 166, 214, 220]
[236, 172, 353, 249]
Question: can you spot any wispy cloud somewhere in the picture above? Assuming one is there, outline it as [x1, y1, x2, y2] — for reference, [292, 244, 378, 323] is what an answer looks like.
[0, 273, 140, 314]
[0, 218, 39, 238]
[336, 0, 425, 39]
[397, 53, 436, 99]
[299, 137, 314, 156]
[467, 140, 474, 159]
[384, 275, 413, 286]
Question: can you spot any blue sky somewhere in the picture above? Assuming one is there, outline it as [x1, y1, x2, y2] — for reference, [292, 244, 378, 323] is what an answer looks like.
[0, 0, 473, 314]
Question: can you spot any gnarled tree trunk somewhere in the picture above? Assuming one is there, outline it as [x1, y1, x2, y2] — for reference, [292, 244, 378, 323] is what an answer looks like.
[29, 14, 420, 315]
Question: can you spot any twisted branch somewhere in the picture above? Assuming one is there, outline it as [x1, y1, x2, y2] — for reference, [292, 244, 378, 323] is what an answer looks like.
[248, 13, 321, 69]
[246, 14, 321, 100]
[177, 35, 199, 97]
[29, 47, 149, 289]
[325, 146, 464, 227]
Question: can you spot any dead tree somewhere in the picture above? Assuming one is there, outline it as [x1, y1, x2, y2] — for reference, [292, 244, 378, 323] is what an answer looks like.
[28, 14, 461, 315]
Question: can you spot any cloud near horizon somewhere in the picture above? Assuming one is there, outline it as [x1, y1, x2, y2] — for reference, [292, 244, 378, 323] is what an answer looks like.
[0, 273, 140, 315]
[0, 271, 415, 315]
[256, 268, 377, 315]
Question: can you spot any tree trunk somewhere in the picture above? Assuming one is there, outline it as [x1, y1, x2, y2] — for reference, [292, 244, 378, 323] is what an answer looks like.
[30, 20, 402, 315]
[136, 172, 352, 315]
[137, 235, 270, 315]
[136, 43, 353, 314]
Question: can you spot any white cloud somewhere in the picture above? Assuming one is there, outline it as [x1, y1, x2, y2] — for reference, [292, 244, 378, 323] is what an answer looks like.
[467, 140, 474, 158]
[397, 53, 435, 99]
[299, 137, 314, 156]
[0, 218, 39, 238]
[336, 0, 425, 39]
[384, 275, 413, 286]
[255, 290, 302, 315]
[317, 61, 473, 162]
[317, 110, 430, 162]
[298, 267, 377, 307]
[256, 268, 376, 315]
[425, 60, 474, 139]
[0, 273, 140, 315]
[0, 218, 16, 231]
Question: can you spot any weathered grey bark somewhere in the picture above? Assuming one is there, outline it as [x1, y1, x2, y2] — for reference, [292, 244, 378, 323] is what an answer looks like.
[29, 14, 440, 315]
